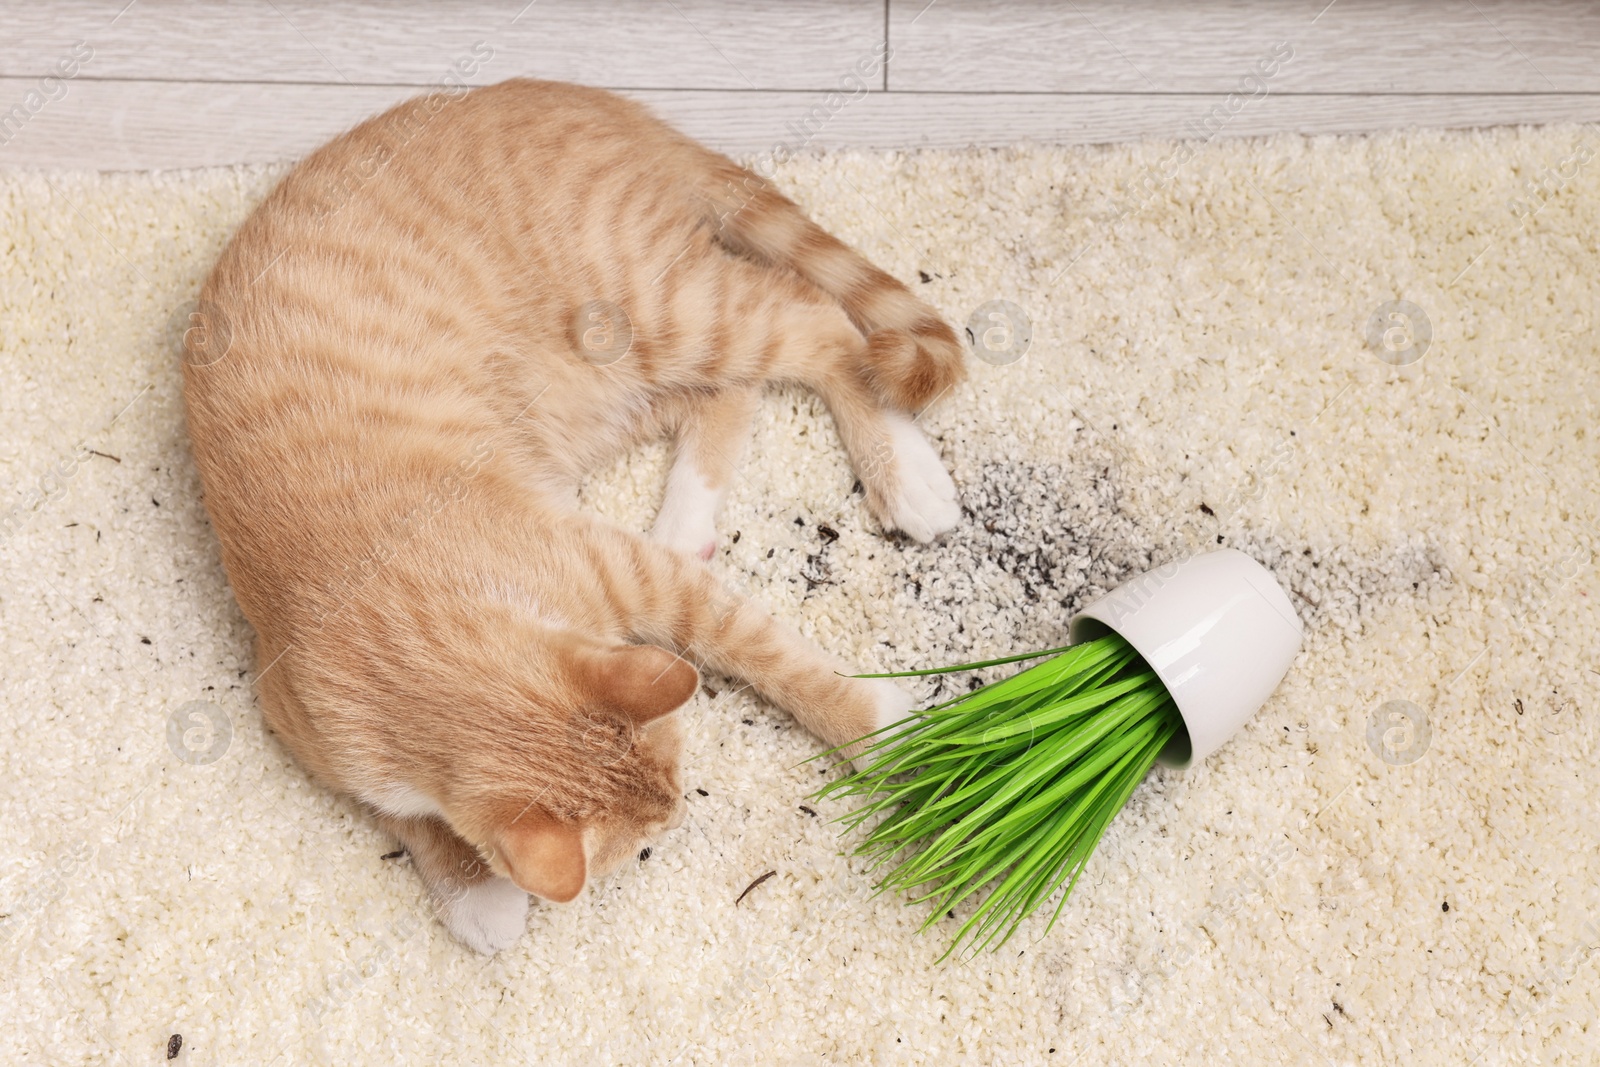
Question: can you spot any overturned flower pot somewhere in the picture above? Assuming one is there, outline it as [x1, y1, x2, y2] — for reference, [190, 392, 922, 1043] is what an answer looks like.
[820, 548, 1303, 959]
[1069, 547, 1305, 768]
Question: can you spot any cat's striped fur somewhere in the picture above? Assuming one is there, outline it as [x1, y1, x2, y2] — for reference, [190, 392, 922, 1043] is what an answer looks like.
[183, 79, 963, 954]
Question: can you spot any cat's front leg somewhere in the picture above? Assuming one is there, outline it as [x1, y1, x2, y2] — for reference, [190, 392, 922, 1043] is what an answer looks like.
[599, 528, 920, 764]
[369, 810, 528, 955]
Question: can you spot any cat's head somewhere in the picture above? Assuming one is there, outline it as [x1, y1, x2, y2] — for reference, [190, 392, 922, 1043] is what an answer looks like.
[443, 639, 697, 904]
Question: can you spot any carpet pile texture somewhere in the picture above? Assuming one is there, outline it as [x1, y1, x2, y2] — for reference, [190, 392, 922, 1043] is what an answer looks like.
[2, 122, 1598, 1064]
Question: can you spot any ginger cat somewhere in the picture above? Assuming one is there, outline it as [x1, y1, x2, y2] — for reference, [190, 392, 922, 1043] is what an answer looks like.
[183, 79, 964, 954]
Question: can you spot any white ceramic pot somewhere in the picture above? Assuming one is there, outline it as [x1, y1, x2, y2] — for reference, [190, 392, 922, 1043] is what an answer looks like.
[1069, 549, 1303, 768]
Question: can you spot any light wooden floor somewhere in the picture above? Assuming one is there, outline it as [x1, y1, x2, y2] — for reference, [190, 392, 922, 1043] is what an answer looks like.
[2, 0, 1599, 169]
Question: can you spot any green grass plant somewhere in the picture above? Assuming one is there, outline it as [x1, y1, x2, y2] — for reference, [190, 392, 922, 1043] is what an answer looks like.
[816, 633, 1183, 961]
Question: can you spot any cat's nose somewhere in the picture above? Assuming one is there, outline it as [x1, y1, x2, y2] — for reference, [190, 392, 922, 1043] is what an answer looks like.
[665, 795, 687, 830]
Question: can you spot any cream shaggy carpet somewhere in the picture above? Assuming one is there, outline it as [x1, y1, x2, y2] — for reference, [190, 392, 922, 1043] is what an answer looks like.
[3, 123, 1599, 1066]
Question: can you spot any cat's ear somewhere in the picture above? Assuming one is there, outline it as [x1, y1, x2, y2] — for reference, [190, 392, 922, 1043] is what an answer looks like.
[576, 643, 698, 725]
[493, 814, 587, 903]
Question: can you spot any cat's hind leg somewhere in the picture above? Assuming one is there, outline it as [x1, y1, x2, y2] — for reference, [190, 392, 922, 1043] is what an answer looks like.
[656, 248, 958, 542]
[650, 387, 758, 560]
[822, 375, 961, 543]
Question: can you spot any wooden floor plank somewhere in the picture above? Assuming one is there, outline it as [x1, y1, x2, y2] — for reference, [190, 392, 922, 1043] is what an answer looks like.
[0, 0, 884, 91]
[888, 0, 1600, 94]
[3, 80, 1597, 170]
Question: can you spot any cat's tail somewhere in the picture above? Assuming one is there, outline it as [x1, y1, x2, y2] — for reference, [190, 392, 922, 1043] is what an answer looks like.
[694, 158, 965, 412]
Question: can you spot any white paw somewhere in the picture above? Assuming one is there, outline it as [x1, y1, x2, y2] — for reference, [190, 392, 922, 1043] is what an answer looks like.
[875, 413, 960, 543]
[848, 678, 920, 772]
[436, 875, 529, 955]
[652, 461, 721, 561]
